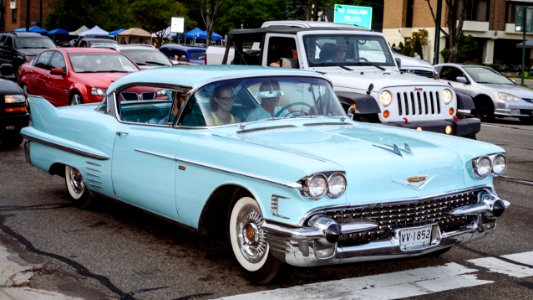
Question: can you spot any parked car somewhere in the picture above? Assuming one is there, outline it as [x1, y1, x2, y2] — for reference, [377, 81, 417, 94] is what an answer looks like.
[435, 63, 533, 123]
[92, 44, 173, 69]
[18, 48, 139, 106]
[0, 32, 56, 78]
[21, 65, 509, 284]
[77, 37, 117, 47]
[394, 53, 438, 78]
[159, 44, 205, 64]
[0, 78, 28, 147]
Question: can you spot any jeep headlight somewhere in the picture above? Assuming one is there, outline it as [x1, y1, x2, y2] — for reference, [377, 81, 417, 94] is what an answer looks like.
[91, 87, 106, 96]
[441, 89, 453, 104]
[496, 92, 521, 102]
[379, 90, 392, 107]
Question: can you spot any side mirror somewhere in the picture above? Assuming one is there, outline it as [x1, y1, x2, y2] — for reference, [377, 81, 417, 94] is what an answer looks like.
[456, 76, 468, 84]
[0, 63, 15, 75]
[50, 67, 66, 76]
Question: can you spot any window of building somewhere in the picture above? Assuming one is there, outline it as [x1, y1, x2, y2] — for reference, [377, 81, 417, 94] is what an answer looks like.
[466, 0, 489, 21]
[406, 0, 413, 28]
[11, 9, 17, 23]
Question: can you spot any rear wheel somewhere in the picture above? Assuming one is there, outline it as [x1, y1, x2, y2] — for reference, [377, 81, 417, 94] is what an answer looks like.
[70, 92, 83, 105]
[65, 165, 93, 208]
[228, 196, 283, 284]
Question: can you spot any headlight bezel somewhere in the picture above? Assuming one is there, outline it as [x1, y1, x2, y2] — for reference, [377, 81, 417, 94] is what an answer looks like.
[379, 90, 393, 107]
[300, 171, 347, 200]
[441, 88, 453, 104]
[471, 153, 507, 178]
[496, 92, 521, 102]
[91, 87, 106, 97]
[4, 94, 27, 103]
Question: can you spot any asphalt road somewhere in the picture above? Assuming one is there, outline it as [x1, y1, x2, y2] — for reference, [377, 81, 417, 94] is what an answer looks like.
[0, 119, 532, 300]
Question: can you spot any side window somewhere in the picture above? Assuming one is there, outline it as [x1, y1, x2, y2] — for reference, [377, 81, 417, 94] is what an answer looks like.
[50, 52, 66, 69]
[116, 84, 184, 126]
[34, 51, 54, 70]
[440, 67, 460, 81]
[267, 37, 297, 68]
[4, 37, 13, 48]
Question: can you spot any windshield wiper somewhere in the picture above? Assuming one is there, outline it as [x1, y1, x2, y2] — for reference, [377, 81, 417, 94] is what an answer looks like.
[351, 62, 385, 70]
[143, 61, 167, 66]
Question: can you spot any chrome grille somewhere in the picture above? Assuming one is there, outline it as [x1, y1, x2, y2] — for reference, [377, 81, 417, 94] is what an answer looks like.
[322, 189, 480, 246]
[396, 90, 441, 116]
[522, 98, 533, 103]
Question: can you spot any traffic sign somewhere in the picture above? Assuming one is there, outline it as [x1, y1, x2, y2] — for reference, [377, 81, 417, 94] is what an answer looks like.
[333, 4, 372, 29]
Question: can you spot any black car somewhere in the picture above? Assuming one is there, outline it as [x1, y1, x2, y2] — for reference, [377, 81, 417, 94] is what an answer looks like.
[0, 78, 28, 147]
[0, 32, 56, 77]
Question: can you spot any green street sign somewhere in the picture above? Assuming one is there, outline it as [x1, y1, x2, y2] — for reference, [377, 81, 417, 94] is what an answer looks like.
[515, 6, 533, 32]
[334, 4, 372, 29]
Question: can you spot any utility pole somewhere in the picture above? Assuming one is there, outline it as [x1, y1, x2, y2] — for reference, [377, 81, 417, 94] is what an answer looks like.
[25, 0, 30, 31]
[433, 0, 442, 65]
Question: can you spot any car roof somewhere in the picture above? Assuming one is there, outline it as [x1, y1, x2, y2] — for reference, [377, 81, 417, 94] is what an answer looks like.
[56, 47, 126, 54]
[107, 65, 328, 93]
[160, 44, 205, 51]
[3, 31, 43, 37]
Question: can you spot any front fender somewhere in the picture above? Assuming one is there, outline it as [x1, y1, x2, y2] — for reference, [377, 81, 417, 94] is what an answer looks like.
[335, 91, 381, 114]
[456, 91, 475, 110]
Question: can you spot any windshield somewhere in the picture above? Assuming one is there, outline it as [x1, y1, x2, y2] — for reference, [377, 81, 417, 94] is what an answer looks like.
[15, 37, 56, 49]
[303, 34, 395, 67]
[69, 53, 139, 73]
[188, 50, 206, 60]
[121, 49, 172, 66]
[178, 76, 345, 127]
[463, 66, 514, 84]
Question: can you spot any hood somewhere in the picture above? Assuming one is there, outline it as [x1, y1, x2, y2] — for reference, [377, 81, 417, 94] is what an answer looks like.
[16, 48, 48, 57]
[74, 72, 129, 87]
[482, 83, 533, 98]
[315, 67, 445, 91]
[215, 119, 502, 204]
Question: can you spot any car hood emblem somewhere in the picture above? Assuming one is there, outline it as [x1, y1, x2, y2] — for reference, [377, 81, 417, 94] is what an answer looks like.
[394, 175, 435, 190]
[373, 143, 412, 157]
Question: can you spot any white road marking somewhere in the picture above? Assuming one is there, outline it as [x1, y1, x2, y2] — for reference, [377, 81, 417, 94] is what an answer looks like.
[220, 263, 492, 300]
[468, 251, 533, 278]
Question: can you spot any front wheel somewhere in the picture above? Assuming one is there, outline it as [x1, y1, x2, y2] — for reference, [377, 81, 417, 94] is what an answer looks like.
[70, 92, 83, 105]
[229, 196, 282, 284]
[65, 165, 93, 208]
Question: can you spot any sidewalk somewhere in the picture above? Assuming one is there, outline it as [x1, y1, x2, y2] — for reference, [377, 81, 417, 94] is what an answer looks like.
[0, 244, 83, 300]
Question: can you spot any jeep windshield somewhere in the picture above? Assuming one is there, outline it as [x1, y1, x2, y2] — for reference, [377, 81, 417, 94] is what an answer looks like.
[15, 37, 56, 49]
[303, 34, 396, 68]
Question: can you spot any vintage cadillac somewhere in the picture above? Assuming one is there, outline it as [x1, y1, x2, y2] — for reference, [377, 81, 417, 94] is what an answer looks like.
[22, 65, 509, 283]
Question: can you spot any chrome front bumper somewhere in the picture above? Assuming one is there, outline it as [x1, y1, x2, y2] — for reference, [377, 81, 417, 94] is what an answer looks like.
[262, 191, 510, 268]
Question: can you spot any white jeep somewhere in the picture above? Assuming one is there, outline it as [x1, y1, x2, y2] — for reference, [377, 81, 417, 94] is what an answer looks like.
[206, 20, 480, 138]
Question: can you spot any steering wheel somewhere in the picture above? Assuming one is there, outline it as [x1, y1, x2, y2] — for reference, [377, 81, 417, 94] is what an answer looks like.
[275, 102, 313, 117]
[358, 57, 368, 62]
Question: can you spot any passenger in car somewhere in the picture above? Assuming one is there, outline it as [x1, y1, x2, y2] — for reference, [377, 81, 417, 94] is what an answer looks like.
[246, 79, 284, 121]
[206, 84, 240, 125]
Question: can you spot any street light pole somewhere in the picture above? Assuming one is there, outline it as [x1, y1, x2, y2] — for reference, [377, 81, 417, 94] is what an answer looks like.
[433, 0, 442, 65]
[25, 0, 31, 31]
[521, 6, 526, 86]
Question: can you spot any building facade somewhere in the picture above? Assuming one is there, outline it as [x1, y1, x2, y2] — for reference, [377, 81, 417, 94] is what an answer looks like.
[0, 0, 53, 32]
[383, 0, 533, 68]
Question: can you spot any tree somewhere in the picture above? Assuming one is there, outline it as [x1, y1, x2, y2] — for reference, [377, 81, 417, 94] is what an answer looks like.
[198, 0, 229, 47]
[425, 0, 472, 63]
[129, 0, 190, 46]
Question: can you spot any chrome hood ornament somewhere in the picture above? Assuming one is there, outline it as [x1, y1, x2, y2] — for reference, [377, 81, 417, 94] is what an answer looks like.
[394, 175, 436, 190]
[373, 143, 412, 157]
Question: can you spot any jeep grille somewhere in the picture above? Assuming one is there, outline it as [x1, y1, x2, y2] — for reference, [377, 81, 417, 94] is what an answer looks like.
[396, 90, 442, 116]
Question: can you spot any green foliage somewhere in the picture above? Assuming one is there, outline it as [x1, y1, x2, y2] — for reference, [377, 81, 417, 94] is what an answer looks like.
[400, 29, 427, 59]
[440, 34, 479, 63]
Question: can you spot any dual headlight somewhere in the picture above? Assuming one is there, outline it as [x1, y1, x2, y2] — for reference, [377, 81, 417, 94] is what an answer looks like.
[300, 172, 347, 199]
[378, 88, 454, 106]
[472, 153, 507, 178]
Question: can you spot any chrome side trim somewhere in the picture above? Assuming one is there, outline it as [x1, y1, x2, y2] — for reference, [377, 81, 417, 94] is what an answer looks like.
[22, 134, 109, 161]
[135, 148, 302, 189]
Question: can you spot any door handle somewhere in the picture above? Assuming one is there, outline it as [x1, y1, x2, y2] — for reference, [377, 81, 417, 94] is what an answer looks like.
[116, 131, 129, 136]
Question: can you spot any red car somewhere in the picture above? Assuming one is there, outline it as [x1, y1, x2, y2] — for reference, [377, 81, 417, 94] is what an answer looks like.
[18, 48, 140, 106]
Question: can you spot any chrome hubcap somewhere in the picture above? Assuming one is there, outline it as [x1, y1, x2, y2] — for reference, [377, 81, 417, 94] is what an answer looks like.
[237, 207, 267, 263]
[68, 167, 85, 194]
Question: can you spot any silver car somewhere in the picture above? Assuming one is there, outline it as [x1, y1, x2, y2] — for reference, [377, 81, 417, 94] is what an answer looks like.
[435, 63, 533, 123]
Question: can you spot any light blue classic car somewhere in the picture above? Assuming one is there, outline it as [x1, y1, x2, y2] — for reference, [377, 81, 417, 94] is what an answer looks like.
[22, 65, 510, 284]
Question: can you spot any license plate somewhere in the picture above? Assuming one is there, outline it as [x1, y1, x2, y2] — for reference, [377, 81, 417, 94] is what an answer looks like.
[399, 225, 433, 251]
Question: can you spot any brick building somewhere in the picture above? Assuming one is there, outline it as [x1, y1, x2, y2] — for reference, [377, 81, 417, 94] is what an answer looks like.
[0, 0, 53, 32]
[383, 0, 533, 68]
